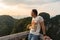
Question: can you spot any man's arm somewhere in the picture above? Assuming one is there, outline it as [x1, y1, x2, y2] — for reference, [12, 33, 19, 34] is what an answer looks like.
[40, 21, 46, 36]
[27, 21, 37, 30]
[27, 24, 31, 29]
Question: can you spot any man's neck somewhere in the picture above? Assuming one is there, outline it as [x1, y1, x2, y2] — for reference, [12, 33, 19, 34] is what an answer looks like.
[33, 15, 37, 18]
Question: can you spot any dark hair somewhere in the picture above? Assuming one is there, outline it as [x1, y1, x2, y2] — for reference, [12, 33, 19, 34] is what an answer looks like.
[32, 9, 38, 16]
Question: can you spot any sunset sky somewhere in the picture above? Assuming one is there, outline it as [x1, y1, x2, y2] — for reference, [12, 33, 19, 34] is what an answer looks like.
[0, 0, 60, 19]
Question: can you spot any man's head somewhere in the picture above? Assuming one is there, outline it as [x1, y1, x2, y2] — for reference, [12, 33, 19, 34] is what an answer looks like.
[31, 9, 38, 17]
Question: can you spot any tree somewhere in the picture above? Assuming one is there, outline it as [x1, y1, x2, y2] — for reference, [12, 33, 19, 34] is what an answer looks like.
[39, 12, 50, 22]
[46, 15, 60, 40]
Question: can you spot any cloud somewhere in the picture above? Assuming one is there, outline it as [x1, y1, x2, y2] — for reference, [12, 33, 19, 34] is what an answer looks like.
[2, 0, 60, 5]
[38, 2, 60, 17]
[0, 2, 60, 17]
[0, 6, 31, 16]
[0, 0, 60, 18]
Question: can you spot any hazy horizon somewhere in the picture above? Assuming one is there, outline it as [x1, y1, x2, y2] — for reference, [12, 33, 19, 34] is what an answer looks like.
[0, 14, 59, 19]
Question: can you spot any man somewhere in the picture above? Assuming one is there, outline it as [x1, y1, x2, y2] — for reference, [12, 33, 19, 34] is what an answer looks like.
[28, 9, 46, 40]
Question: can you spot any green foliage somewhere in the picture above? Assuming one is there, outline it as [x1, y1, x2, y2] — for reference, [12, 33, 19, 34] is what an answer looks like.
[0, 15, 15, 36]
[46, 15, 60, 40]
[14, 17, 32, 33]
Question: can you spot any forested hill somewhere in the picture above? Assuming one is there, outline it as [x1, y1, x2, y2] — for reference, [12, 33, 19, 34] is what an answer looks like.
[0, 13, 60, 40]
[0, 15, 15, 36]
[0, 15, 32, 37]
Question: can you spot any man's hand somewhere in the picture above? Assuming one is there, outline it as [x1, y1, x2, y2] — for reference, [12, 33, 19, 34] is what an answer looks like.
[27, 24, 34, 29]
[31, 21, 37, 31]
[27, 20, 37, 31]
[27, 24, 31, 29]
[43, 36, 52, 40]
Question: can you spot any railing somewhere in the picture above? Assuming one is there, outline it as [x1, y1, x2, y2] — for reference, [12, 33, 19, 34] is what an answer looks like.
[0, 31, 29, 40]
[0, 31, 43, 40]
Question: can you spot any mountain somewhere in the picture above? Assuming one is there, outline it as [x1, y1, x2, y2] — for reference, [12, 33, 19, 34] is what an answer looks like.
[0, 15, 15, 36]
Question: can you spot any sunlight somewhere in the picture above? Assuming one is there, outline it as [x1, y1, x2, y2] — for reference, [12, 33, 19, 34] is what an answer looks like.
[0, 2, 18, 10]
[0, 3, 8, 9]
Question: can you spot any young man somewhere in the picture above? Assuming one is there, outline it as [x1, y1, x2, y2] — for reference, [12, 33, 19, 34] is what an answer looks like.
[28, 9, 46, 40]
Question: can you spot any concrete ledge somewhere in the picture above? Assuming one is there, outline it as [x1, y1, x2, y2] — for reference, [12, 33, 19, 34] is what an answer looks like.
[0, 31, 29, 40]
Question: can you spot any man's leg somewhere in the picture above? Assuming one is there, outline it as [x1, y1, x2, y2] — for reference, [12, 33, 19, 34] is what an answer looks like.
[31, 34, 40, 40]
[28, 34, 33, 40]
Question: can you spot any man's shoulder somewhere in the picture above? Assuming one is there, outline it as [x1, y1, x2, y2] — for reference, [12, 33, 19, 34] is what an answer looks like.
[37, 16, 43, 18]
[37, 16, 44, 21]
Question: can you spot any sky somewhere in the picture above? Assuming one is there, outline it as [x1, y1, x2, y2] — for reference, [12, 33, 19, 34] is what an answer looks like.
[0, 0, 60, 19]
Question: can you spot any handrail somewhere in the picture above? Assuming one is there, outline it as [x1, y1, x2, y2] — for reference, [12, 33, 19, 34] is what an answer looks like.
[0, 31, 43, 40]
[0, 31, 29, 40]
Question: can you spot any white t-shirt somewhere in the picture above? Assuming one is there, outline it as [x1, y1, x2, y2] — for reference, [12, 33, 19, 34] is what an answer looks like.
[30, 16, 44, 35]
